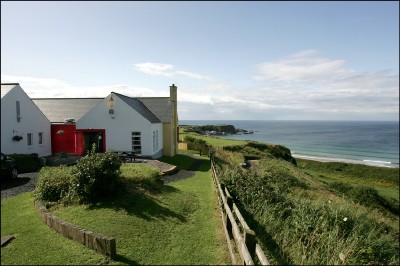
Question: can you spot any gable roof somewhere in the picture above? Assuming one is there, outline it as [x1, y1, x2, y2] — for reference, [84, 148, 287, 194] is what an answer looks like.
[113, 92, 161, 123]
[32, 98, 103, 123]
[31, 91, 173, 124]
[1, 83, 19, 98]
[139, 97, 173, 123]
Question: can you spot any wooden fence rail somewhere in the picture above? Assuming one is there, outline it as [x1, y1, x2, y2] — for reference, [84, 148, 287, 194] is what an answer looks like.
[211, 156, 270, 265]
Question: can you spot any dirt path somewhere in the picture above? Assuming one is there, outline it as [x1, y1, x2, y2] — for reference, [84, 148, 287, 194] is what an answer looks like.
[162, 158, 204, 184]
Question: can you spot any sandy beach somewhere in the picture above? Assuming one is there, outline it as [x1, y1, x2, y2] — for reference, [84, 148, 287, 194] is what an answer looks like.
[293, 154, 397, 168]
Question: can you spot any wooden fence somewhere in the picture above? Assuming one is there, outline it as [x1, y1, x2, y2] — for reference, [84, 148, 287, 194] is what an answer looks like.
[211, 157, 270, 265]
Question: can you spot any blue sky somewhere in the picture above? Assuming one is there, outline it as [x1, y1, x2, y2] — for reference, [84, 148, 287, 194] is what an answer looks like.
[1, 1, 399, 120]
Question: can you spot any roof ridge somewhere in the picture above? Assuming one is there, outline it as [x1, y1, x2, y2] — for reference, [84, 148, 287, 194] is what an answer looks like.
[113, 93, 161, 123]
[1, 83, 20, 85]
[111, 91, 169, 100]
[32, 97, 104, 100]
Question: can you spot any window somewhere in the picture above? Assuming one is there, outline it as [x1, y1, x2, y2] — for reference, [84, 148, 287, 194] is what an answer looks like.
[152, 130, 159, 153]
[131, 132, 141, 154]
[155, 130, 159, 151]
[38, 132, 43, 145]
[153, 131, 156, 153]
[27, 133, 33, 146]
[16, 101, 21, 122]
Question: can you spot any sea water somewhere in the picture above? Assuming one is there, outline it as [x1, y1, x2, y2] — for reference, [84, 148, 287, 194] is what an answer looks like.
[180, 120, 399, 168]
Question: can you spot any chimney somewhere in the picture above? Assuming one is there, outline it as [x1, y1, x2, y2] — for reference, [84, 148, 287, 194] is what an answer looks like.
[170, 84, 177, 102]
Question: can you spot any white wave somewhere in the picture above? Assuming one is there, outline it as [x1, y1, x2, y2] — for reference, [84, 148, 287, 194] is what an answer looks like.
[293, 155, 398, 168]
[362, 160, 391, 164]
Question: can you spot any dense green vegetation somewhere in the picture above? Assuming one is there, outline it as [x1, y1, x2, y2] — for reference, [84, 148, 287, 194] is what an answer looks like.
[35, 147, 124, 204]
[180, 126, 399, 265]
[7, 153, 41, 173]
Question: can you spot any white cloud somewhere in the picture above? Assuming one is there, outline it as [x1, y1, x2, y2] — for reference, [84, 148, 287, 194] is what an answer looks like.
[253, 50, 348, 82]
[1, 75, 162, 98]
[242, 50, 399, 120]
[133, 63, 174, 77]
[134, 63, 212, 81]
[2, 50, 399, 121]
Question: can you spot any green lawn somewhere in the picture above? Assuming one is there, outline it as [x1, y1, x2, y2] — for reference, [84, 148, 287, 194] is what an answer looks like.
[1, 193, 109, 265]
[1, 156, 229, 265]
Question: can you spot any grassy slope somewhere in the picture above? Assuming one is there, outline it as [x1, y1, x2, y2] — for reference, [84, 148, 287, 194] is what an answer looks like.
[180, 129, 399, 264]
[1, 157, 229, 265]
[296, 158, 399, 200]
[1, 193, 109, 265]
[51, 158, 229, 265]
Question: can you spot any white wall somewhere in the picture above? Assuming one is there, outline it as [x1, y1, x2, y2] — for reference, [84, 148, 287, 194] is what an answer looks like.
[77, 94, 163, 158]
[1, 85, 51, 157]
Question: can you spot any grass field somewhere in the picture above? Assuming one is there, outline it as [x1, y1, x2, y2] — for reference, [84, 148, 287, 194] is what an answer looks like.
[178, 127, 399, 264]
[1, 155, 230, 265]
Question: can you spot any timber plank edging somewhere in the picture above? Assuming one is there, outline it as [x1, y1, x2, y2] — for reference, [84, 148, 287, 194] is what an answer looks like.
[34, 200, 116, 259]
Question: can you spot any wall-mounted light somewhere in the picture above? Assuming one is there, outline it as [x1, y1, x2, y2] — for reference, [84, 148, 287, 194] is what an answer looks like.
[108, 95, 114, 108]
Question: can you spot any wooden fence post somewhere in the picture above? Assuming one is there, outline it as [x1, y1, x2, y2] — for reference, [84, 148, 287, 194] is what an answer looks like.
[244, 228, 257, 260]
[226, 195, 234, 239]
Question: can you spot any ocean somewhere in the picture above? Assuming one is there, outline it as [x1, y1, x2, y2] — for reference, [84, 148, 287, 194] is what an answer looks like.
[179, 120, 399, 168]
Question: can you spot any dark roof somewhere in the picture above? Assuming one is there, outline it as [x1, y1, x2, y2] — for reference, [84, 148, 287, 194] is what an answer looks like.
[32, 98, 103, 123]
[31, 91, 173, 124]
[113, 92, 162, 123]
[139, 97, 173, 123]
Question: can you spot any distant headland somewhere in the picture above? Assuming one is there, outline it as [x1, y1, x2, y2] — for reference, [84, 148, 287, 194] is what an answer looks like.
[180, 124, 254, 136]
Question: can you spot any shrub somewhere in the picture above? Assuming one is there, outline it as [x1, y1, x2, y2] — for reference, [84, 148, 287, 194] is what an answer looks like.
[350, 186, 399, 215]
[223, 142, 297, 165]
[35, 166, 74, 202]
[328, 181, 352, 194]
[72, 146, 122, 203]
[8, 153, 41, 173]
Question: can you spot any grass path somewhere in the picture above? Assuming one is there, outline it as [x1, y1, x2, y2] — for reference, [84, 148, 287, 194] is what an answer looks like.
[1, 155, 229, 265]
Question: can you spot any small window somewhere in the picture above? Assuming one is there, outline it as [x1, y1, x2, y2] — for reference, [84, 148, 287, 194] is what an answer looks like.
[38, 132, 43, 145]
[27, 133, 33, 146]
[153, 131, 155, 152]
[156, 130, 159, 151]
[16, 101, 21, 122]
[131, 132, 141, 154]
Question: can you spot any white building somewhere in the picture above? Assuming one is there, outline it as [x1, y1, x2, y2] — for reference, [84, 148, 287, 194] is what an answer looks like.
[77, 92, 164, 158]
[1, 83, 51, 157]
[32, 85, 178, 158]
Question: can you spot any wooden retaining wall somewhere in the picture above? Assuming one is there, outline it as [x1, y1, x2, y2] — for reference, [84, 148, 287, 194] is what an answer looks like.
[211, 157, 270, 265]
[34, 201, 116, 259]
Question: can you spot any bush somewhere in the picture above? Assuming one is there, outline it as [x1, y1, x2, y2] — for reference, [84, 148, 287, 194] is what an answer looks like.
[350, 186, 399, 215]
[72, 146, 122, 203]
[328, 181, 352, 194]
[35, 166, 74, 202]
[223, 142, 297, 165]
[8, 153, 41, 173]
